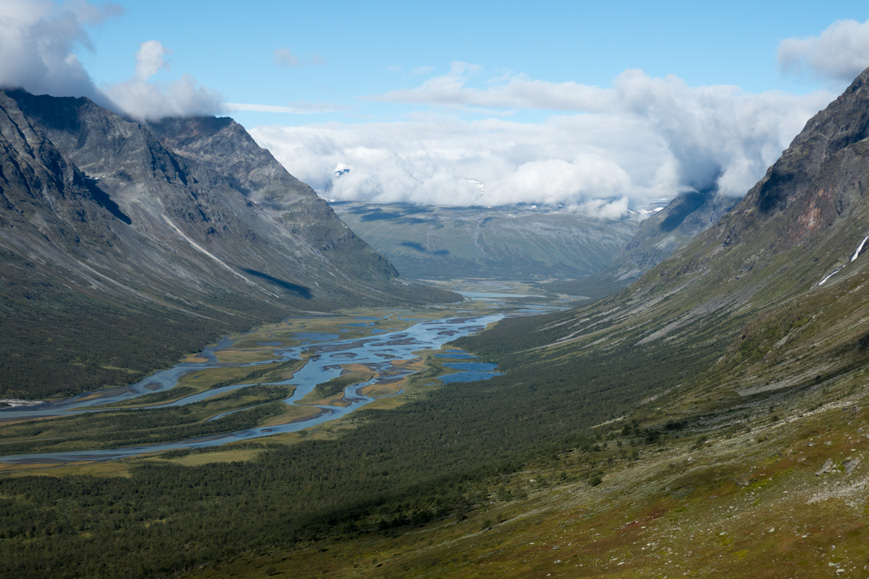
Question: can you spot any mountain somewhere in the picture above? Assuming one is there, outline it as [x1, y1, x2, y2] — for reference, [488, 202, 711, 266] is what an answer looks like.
[226, 63, 869, 579]
[545, 189, 739, 297]
[0, 89, 453, 399]
[330, 201, 640, 281]
[468, 66, 869, 413]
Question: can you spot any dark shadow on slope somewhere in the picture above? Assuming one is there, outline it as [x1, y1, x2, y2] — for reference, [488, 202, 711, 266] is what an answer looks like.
[83, 176, 132, 225]
[400, 241, 427, 252]
[399, 241, 450, 256]
[659, 191, 707, 232]
[240, 268, 312, 299]
[361, 211, 401, 222]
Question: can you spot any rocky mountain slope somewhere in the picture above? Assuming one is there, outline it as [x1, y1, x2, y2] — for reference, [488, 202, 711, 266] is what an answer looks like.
[483, 64, 869, 370]
[0, 89, 451, 399]
[331, 201, 640, 281]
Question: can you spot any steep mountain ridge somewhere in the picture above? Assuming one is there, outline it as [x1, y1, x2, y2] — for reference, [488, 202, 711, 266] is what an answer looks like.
[662, 69, 869, 289]
[0, 89, 450, 399]
[148, 117, 397, 282]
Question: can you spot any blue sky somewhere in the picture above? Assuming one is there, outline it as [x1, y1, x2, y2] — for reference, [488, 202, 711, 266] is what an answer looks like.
[76, 0, 867, 125]
[4, 1, 869, 209]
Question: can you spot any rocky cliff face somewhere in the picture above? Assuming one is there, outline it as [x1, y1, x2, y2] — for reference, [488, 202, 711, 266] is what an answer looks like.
[550, 68, 869, 302]
[0, 89, 448, 398]
[620, 190, 738, 272]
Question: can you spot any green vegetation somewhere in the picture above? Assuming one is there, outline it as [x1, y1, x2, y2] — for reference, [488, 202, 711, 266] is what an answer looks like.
[103, 386, 198, 407]
[0, 300, 722, 577]
[301, 370, 376, 403]
[106, 359, 304, 409]
[0, 289, 236, 400]
[0, 385, 295, 454]
[0, 260, 867, 578]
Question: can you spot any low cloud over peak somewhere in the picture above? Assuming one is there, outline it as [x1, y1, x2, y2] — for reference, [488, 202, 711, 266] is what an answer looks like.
[0, 1, 223, 120]
[104, 39, 223, 121]
[0, 0, 112, 105]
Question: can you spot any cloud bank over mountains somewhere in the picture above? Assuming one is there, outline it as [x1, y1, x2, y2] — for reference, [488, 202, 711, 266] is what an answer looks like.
[253, 71, 832, 210]
[0, 1, 867, 211]
[0, 0, 114, 107]
[103, 39, 223, 120]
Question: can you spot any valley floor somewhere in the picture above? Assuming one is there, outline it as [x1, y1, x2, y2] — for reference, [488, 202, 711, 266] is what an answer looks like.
[187, 368, 868, 578]
[1, 280, 865, 578]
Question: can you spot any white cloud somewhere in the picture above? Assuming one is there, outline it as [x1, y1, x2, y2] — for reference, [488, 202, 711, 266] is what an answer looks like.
[104, 40, 223, 120]
[778, 19, 869, 81]
[252, 112, 665, 210]
[611, 70, 831, 196]
[374, 61, 610, 111]
[225, 102, 337, 114]
[251, 68, 832, 210]
[0, 0, 116, 106]
[105, 71, 223, 120]
[0, 2, 222, 121]
[566, 197, 631, 220]
[135, 39, 170, 80]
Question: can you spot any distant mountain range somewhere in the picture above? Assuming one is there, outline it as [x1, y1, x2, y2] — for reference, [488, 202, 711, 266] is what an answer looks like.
[0, 89, 453, 399]
[331, 201, 641, 281]
[335, 192, 738, 298]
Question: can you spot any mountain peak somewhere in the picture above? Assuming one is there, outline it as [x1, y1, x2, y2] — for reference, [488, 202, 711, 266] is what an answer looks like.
[701, 68, 869, 263]
[0, 89, 449, 399]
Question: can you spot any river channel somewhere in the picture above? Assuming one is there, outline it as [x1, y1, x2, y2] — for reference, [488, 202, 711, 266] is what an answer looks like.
[0, 292, 552, 465]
